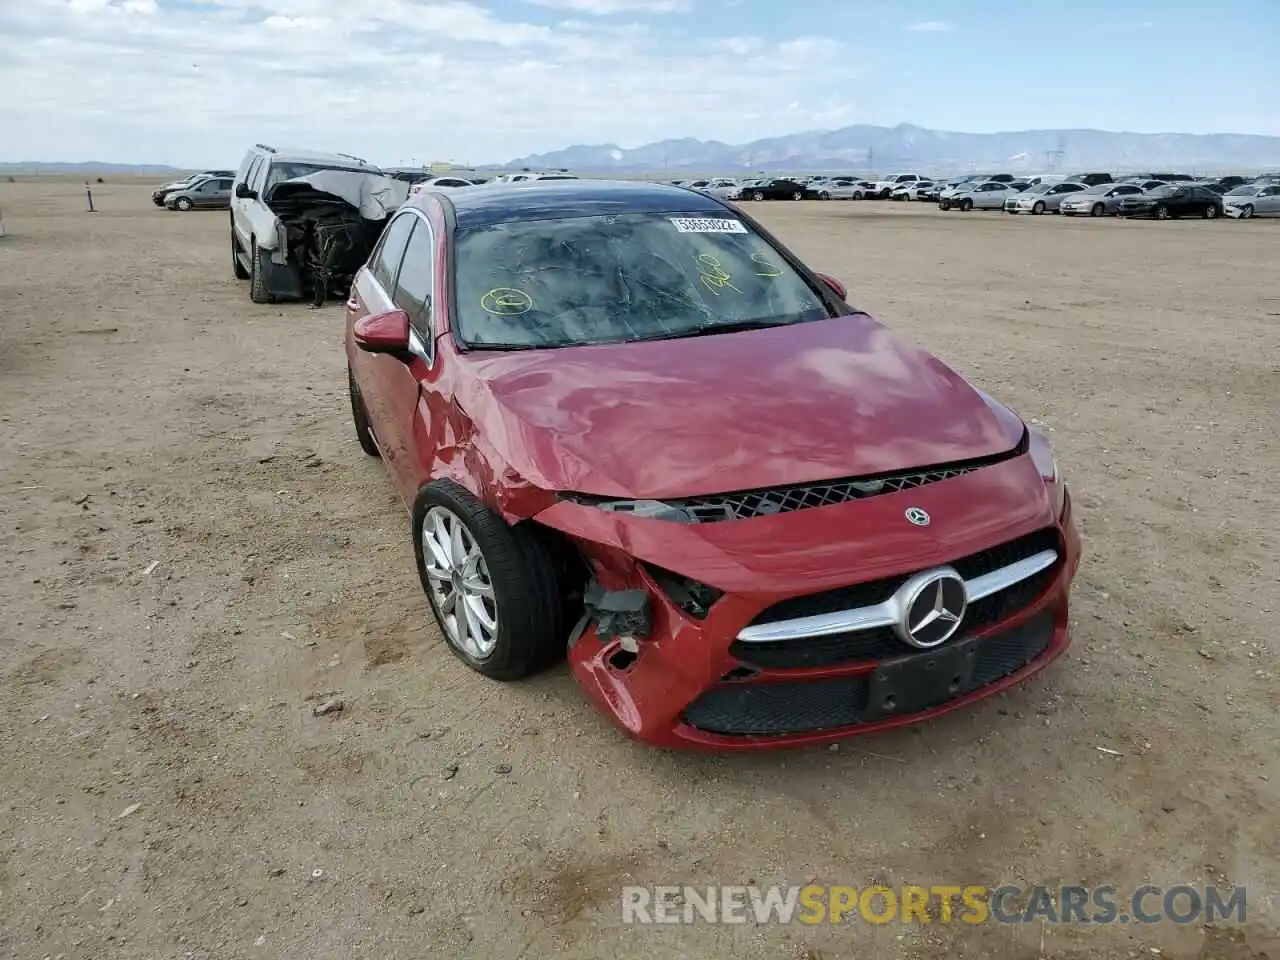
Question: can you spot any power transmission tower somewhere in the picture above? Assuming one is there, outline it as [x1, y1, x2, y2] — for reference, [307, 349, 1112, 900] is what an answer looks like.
[1044, 137, 1066, 171]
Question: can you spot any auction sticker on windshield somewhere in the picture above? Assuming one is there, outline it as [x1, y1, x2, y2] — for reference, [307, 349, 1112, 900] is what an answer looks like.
[669, 217, 748, 234]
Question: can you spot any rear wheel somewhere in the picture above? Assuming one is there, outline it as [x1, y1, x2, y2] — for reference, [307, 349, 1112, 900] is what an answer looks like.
[347, 368, 380, 458]
[792, 191, 803, 201]
[1203, 203, 1219, 219]
[412, 480, 567, 681]
[939, 200, 951, 211]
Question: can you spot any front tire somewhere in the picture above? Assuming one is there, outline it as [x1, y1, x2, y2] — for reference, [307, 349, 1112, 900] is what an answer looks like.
[1154, 204, 1170, 220]
[1091, 203, 1105, 217]
[939, 200, 951, 211]
[412, 481, 567, 681]
[1239, 204, 1255, 219]
[1032, 200, 1045, 215]
[176, 197, 192, 211]
[249, 239, 275, 303]
[959, 198, 973, 212]
[232, 232, 249, 279]
[347, 368, 380, 458]
[752, 191, 764, 201]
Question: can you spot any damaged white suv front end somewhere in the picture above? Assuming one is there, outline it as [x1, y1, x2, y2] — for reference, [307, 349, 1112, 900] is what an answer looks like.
[230, 145, 410, 306]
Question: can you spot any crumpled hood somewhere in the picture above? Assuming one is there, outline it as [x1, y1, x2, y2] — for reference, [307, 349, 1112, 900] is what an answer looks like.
[454, 313, 1026, 501]
[267, 170, 410, 220]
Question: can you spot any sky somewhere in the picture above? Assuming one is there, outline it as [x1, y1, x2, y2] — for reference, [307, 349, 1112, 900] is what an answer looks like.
[0, 0, 1277, 167]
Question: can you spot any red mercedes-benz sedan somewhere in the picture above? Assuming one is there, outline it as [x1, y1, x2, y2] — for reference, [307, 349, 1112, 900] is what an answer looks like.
[344, 179, 1081, 750]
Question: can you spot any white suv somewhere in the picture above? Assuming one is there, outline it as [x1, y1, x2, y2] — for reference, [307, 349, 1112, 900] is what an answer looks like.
[230, 143, 405, 304]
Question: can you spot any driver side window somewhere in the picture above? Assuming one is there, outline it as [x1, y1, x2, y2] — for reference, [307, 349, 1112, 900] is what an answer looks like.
[370, 213, 416, 293]
[392, 218, 435, 344]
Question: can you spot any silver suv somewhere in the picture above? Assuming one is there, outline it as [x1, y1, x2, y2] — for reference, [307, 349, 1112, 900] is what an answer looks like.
[230, 144, 406, 305]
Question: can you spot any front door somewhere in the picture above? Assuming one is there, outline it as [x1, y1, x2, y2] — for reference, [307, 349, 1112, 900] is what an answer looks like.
[346, 211, 438, 505]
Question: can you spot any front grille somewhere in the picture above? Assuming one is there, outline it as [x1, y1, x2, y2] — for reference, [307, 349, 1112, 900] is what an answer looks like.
[751, 527, 1059, 625]
[673, 464, 983, 522]
[562, 435, 1026, 523]
[683, 611, 1055, 736]
[729, 528, 1060, 670]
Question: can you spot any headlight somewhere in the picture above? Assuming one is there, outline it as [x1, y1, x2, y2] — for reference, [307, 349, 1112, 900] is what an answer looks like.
[566, 497, 695, 523]
[1028, 427, 1067, 517]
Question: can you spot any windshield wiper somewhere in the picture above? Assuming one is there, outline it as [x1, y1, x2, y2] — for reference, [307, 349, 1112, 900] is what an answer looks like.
[656, 318, 794, 341]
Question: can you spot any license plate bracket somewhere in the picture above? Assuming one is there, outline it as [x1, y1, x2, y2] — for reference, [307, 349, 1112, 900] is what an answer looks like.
[863, 639, 979, 722]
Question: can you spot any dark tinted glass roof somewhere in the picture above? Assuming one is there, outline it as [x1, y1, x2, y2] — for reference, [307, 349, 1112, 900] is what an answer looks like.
[445, 179, 728, 228]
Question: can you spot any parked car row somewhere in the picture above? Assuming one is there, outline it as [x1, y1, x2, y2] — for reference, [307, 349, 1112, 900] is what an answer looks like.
[927, 171, 1280, 220]
[668, 170, 1280, 219]
[151, 164, 578, 212]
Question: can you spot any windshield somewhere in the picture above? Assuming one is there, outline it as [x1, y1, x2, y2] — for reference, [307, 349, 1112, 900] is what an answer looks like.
[1226, 185, 1260, 196]
[1023, 184, 1053, 194]
[1076, 183, 1111, 194]
[1147, 185, 1180, 197]
[452, 211, 832, 349]
[265, 161, 370, 190]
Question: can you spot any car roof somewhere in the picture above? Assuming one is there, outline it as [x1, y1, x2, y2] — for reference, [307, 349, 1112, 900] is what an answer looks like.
[433, 178, 728, 229]
[259, 146, 375, 168]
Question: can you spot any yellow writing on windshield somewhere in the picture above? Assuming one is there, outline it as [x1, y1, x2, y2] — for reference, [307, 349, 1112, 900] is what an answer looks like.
[695, 253, 742, 295]
[480, 287, 534, 316]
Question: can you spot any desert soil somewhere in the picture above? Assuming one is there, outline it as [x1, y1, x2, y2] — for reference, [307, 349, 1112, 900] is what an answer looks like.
[0, 181, 1277, 960]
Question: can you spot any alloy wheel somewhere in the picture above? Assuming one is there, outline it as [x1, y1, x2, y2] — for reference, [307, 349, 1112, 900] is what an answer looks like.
[421, 506, 498, 659]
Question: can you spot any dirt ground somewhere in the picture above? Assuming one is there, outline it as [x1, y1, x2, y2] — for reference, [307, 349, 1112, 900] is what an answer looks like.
[1, 180, 1277, 960]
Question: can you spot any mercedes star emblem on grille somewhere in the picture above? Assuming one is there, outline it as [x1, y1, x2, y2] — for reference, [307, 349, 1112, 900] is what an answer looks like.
[897, 571, 968, 648]
[904, 506, 931, 526]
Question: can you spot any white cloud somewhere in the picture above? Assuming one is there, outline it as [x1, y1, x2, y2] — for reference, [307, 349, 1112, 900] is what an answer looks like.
[905, 19, 953, 32]
[0, 0, 867, 166]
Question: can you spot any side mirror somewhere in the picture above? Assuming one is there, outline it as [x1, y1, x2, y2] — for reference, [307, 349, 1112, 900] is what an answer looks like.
[816, 273, 847, 300]
[234, 182, 255, 199]
[354, 309, 412, 357]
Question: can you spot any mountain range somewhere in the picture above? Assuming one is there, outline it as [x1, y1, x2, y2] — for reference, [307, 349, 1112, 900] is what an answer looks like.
[5, 124, 1279, 177]
[0, 161, 184, 175]
[500, 123, 1280, 174]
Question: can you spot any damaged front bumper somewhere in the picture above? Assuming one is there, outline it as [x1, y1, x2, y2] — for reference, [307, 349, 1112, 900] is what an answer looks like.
[261, 171, 410, 305]
[536, 454, 1082, 750]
